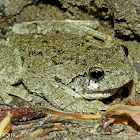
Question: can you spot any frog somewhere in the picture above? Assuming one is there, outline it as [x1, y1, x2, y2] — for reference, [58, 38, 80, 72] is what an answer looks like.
[0, 20, 139, 114]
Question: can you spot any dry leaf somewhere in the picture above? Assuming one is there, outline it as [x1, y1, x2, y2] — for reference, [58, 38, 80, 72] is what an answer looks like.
[103, 104, 140, 126]
[36, 106, 102, 120]
[0, 114, 13, 139]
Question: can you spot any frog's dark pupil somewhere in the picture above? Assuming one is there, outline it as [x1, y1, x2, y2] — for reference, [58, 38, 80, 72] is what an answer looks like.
[90, 70, 103, 80]
[88, 67, 104, 81]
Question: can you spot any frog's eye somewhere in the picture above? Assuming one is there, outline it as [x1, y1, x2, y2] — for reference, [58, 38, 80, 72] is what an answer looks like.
[88, 67, 104, 81]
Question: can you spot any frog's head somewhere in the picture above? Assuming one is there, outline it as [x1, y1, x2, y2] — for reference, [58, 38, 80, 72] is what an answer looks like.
[68, 45, 134, 100]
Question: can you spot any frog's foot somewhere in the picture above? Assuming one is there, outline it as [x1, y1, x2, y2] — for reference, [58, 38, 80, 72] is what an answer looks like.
[66, 20, 113, 48]
[12, 20, 99, 35]
[87, 29, 113, 48]
[12, 19, 113, 48]
[0, 82, 33, 104]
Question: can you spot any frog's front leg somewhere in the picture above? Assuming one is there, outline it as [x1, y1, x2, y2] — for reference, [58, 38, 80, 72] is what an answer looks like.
[44, 82, 108, 114]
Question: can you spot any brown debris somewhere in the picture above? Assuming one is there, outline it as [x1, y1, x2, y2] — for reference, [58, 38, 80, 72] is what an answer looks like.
[0, 1, 36, 23]
[0, 107, 45, 123]
[101, 103, 140, 129]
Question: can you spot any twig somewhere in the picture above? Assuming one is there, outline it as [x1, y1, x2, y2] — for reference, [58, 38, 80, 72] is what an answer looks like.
[0, 1, 36, 23]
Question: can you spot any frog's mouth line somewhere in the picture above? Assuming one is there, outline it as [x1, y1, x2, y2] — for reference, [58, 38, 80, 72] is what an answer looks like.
[82, 87, 119, 100]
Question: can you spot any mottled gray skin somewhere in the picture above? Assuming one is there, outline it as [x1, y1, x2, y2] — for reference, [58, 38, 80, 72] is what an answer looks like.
[0, 20, 138, 113]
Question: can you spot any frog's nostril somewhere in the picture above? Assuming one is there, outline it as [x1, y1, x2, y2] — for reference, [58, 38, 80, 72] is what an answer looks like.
[88, 67, 104, 81]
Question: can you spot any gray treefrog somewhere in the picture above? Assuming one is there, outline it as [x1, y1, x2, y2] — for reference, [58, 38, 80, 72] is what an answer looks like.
[0, 20, 139, 114]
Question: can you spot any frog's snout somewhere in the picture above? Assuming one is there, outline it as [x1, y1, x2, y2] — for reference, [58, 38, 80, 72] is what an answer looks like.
[88, 67, 104, 81]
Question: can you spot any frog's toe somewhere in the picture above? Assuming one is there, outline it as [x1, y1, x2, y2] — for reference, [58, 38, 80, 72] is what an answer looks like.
[0, 82, 33, 103]
[7, 86, 33, 102]
[15, 89, 33, 102]
[0, 92, 13, 104]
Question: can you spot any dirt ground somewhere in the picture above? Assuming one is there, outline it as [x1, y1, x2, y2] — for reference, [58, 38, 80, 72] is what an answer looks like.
[0, 0, 140, 139]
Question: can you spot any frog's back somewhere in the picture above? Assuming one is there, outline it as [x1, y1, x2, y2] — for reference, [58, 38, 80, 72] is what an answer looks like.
[7, 32, 133, 95]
